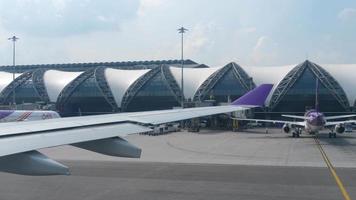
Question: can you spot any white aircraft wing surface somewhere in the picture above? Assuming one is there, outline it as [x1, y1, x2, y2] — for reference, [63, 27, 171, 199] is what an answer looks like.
[127, 105, 248, 125]
[0, 106, 247, 137]
[325, 120, 356, 127]
[281, 114, 309, 120]
[324, 115, 356, 120]
[232, 118, 305, 127]
[0, 84, 274, 176]
[0, 105, 245, 158]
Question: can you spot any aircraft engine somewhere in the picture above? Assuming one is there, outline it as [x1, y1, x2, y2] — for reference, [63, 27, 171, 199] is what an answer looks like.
[282, 124, 291, 133]
[334, 124, 345, 134]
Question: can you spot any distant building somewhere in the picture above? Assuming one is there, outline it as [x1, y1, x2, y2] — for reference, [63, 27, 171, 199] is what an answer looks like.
[0, 59, 354, 116]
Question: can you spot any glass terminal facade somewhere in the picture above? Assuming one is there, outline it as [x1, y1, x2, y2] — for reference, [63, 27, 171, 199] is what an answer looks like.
[0, 60, 353, 117]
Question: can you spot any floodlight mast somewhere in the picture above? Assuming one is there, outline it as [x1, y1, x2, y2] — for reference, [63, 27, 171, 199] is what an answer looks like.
[177, 27, 188, 108]
[8, 36, 19, 109]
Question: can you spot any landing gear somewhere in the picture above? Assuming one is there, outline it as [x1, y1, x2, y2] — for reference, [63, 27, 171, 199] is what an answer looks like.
[328, 132, 336, 138]
[292, 128, 301, 138]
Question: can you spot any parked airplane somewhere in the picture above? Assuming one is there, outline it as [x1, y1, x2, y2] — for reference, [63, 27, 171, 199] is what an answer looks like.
[234, 81, 355, 138]
[235, 112, 355, 138]
[0, 110, 60, 122]
[0, 84, 273, 176]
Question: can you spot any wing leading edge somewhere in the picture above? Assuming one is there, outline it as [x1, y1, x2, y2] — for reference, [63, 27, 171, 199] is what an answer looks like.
[0, 84, 273, 176]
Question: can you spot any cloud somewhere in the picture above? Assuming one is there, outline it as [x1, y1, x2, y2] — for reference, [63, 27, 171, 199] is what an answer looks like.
[137, 0, 165, 17]
[51, 0, 68, 11]
[338, 8, 356, 21]
[250, 36, 278, 64]
[0, 0, 140, 37]
[253, 36, 268, 52]
[239, 27, 257, 34]
[0, 0, 355, 67]
[0, 19, 12, 61]
[184, 23, 216, 56]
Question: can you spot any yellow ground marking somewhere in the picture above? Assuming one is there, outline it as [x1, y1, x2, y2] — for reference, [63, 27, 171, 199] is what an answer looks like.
[314, 137, 351, 200]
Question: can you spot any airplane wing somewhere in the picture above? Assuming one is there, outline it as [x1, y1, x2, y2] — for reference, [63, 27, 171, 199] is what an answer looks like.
[281, 114, 309, 120]
[324, 114, 356, 120]
[232, 118, 305, 127]
[0, 84, 273, 176]
[325, 120, 356, 127]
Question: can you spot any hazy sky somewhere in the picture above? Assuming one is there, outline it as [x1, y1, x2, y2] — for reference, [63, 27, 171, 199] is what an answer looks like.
[0, 0, 355, 67]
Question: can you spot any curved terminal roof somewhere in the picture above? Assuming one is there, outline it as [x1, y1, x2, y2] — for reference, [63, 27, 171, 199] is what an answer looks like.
[169, 66, 222, 99]
[0, 60, 355, 110]
[321, 64, 356, 105]
[243, 65, 296, 104]
[44, 70, 83, 102]
[0, 72, 21, 93]
[0, 59, 197, 73]
[105, 68, 150, 106]
[243, 65, 296, 85]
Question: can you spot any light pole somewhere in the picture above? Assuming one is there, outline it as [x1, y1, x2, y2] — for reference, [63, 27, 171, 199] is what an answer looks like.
[8, 36, 19, 108]
[177, 27, 188, 108]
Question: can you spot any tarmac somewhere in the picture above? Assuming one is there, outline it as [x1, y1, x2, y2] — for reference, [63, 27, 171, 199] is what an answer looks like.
[0, 128, 355, 200]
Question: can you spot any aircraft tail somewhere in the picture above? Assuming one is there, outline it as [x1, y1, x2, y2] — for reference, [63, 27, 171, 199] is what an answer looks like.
[315, 79, 319, 112]
[231, 84, 273, 107]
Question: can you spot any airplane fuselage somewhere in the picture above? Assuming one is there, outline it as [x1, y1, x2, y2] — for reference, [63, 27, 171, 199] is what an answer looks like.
[304, 110, 326, 133]
[0, 110, 60, 122]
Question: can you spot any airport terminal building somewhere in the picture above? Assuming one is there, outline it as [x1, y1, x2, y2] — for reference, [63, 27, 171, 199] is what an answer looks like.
[0, 59, 354, 117]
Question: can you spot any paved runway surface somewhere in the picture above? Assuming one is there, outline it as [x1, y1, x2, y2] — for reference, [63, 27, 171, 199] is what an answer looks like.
[1, 129, 355, 200]
[42, 128, 356, 167]
[0, 161, 355, 200]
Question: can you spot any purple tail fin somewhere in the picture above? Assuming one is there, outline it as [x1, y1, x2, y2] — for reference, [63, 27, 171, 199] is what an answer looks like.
[231, 84, 273, 107]
[315, 78, 319, 112]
